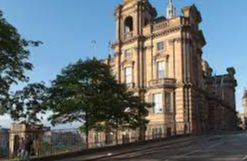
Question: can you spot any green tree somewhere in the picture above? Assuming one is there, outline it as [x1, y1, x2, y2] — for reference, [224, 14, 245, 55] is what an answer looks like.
[47, 58, 152, 147]
[8, 82, 47, 125]
[104, 83, 152, 143]
[126, 94, 152, 141]
[47, 58, 114, 148]
[0, 10, 42, 114]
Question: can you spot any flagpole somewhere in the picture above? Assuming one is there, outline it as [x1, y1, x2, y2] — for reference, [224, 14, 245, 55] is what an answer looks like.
[91, 40, 97, 58]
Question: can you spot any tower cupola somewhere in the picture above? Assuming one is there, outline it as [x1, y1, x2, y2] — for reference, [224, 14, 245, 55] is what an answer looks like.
[166, 0, 176, 19]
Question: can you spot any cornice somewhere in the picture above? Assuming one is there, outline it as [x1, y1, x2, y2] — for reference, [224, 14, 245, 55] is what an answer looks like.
[152, 26, 182, 39]
[113, 35, 145, 47]
[182, 26, 206, 47]
[113, 25, 184, 47]
[153, 53, 169, 62]
[121, 59, 135, 68]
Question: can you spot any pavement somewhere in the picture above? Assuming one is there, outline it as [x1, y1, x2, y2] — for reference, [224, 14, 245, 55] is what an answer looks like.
[55, 132, 247, 161]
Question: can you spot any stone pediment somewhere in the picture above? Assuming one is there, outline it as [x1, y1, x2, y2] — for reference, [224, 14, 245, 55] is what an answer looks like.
[121, 59, 135, 67]
[154, 52, 169, 62]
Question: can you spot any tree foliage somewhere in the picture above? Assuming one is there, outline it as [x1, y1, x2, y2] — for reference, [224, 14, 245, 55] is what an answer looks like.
[104, 83, 151, 142]
[47, 58, 152, 146]
[47, 58, 113, 123]
[47, 58, 114, 147]
[8, 82, 47, 125]
[0, 10, 42, 114]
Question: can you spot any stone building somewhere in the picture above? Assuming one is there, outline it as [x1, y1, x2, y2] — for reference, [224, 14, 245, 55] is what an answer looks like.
[243, 90, 247, 116]
[105, 0, 237, 135]
[8, 123, 50, 157]
[239, 90, 247, 129]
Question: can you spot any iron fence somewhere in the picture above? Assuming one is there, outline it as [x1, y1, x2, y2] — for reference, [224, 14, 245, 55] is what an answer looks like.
[0, 122, 189, 160]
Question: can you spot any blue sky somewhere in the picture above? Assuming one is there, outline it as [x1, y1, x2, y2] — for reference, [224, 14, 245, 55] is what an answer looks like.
[0, 0, 246, 128]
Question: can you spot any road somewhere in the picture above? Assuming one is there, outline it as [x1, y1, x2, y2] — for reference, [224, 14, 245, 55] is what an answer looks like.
[56, 132, 247, 161]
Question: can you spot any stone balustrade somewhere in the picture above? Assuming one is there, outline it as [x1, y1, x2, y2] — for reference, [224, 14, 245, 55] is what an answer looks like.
[148, 78, 176, 88]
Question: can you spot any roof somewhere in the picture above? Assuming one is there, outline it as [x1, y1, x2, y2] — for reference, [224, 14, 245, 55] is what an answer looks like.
[153, 16, 166, 23]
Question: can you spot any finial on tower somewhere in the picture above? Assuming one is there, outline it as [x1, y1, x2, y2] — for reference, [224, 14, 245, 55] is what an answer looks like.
[166, 0, 176, 19]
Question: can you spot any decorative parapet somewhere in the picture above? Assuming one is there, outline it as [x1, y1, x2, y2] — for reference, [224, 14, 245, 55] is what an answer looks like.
[152, 17, 189, 33]
[153, 21, 170, 32]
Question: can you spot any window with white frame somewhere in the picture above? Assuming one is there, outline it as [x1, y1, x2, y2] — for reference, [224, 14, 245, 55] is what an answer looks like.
[157, 61, 166, 79]
[153, 93, 163, 113]
[165, 92, 173, 113]
[124, 49, 132, 59]
[157, 41, 165, 52]
[124, 67, 132, 84]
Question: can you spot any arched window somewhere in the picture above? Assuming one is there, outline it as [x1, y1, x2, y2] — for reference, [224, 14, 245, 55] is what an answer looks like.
[124, 16, 133, 33]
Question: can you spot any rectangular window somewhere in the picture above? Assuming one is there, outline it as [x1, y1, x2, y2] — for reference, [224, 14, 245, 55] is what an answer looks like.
[124, 49, 132, 59]
[157, 61, 166, 79]
[157, 42, 165, 52]
[165, 92, 173, 113]
[125, 67, 132, 84]
[111, 68, 117, 78]
[153, 93, 163, 113]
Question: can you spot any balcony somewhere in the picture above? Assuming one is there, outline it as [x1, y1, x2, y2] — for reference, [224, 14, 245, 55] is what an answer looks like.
[148, 78, 176, 88]
[123, 31, 133, 40]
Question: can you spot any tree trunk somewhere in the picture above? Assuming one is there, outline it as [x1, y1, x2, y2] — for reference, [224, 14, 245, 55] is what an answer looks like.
[105, 122, 110, 145]
[115, 120, 119, 145]
[85, 112, 89, 149]
[86, 128, 89, 149]
[139, 126, 146, 141]
[115, 129, 118, 145]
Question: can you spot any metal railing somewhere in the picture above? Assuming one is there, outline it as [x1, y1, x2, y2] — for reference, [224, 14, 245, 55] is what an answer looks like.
[0, 122, 189, 160]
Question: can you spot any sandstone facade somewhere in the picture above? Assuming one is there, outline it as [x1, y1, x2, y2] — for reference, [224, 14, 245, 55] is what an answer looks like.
[105, 0, 237, 134]
[239, 90, 247, 129]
